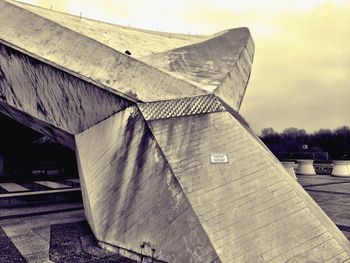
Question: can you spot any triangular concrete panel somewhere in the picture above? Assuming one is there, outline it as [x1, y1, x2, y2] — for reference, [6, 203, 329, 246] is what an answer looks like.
[147, 110, 350, 262]
[142, 28, 254, 111]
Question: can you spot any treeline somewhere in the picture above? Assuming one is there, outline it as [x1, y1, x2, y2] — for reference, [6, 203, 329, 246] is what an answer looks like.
[259, 126, 350, 160]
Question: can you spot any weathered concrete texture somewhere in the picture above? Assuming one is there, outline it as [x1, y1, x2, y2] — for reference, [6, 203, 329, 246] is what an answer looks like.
[148, 111, 350, 262]
[0, 0, 206, 102]
[142, 28, 254, 111]
[0, 42, 130, 135]
[7, 0, 206, 58]
[75, 105, 350, 262]
[0, 227, 26, 262]
[75, 107, 219, 263]
[0, 203, 85, 263]
[214, 33, 254, 111]
[1, 1, 350, 262]
[49, 221, 137, 263]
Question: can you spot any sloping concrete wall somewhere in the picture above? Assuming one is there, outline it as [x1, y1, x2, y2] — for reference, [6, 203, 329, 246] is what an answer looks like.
[142, 28, 254, 111]
[74, 103, 350, 262]
[0, 0, 206, 102]
[148, 111, 350, 262]
[75, 107, 219, 262]
[0, 43, 130, 136]
[7, 0, 206, 58]
[214, 33, 254, 111]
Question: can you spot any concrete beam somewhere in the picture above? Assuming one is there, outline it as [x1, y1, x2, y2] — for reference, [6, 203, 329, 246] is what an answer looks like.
[0, 0, 206, 102]
[0, 42, 130, 136]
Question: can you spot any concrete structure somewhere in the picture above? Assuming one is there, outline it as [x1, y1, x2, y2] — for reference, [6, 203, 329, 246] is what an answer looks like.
[1, 0, 350, 262]
[332, 160, 350, 177]
[281, 161, 297, 179]
[296, 159, 316, 175]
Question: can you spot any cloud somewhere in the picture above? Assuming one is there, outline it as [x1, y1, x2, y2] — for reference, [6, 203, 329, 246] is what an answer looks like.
[240, 1, 350, 133]
[20, 0, 69, 12]
[14, 0, 350, 133]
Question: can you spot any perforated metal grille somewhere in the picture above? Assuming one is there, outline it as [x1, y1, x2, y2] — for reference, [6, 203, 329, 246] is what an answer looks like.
[138, 95, 225, 121]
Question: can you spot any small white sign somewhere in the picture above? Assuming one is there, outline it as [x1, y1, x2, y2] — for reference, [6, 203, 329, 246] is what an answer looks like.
[210, 154, 228, 163]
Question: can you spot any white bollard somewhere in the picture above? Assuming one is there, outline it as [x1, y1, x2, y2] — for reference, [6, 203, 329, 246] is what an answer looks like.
[281, 162, 297, 179]
[296, 159, 316, 175]
[331, 160, 350, 177]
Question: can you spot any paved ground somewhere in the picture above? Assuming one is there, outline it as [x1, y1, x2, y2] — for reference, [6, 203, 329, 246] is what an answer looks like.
[49, 221, 136, 263]
[0, 202, 84, 262]
[298, 174, 350, 240]
[2, 175, 350, 262]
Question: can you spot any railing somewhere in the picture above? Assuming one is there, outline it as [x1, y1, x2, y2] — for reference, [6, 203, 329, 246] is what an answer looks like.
[313, 163, 333, 175]
[276, 152, 330, 162]
[0, 164, 78, 183]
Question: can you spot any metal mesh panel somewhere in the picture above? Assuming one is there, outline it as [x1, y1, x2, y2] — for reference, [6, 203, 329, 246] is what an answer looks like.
[138, 95, 225, 121]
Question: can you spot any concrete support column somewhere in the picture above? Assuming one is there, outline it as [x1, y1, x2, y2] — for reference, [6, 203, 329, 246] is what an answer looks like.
[296, 159, 316, 175]
[331, 160, 350, 177]
[281, 162, 297, 179]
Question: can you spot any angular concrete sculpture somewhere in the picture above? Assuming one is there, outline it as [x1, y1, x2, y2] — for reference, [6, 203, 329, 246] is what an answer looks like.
[1, 1, 350, 262]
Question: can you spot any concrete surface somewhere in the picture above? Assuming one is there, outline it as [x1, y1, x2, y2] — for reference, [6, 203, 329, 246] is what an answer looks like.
[34, 181, 71, 189]
[0, 183, 30, 192]
[148, 112, 350, 262]
[0, 41, 130, 148]
[299, 175, 350, 241]
[0, 0, 205, 102]
[142, 28, 254, 111]
[8, 0, 206, 58]
[0, 202, 85, 262]
[1, 0, 350, 262]
[2, 175, 350, 262]
[75, 107, 218, 262]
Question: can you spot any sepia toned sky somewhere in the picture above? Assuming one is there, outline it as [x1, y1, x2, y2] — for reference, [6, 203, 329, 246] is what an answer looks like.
[18, 0, 350, 134]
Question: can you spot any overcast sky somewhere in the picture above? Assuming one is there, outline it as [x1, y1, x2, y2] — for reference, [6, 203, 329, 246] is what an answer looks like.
[19, 0, 350, 134]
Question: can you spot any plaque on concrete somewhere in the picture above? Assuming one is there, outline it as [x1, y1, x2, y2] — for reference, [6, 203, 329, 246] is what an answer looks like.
[210, 154, 228, 163]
